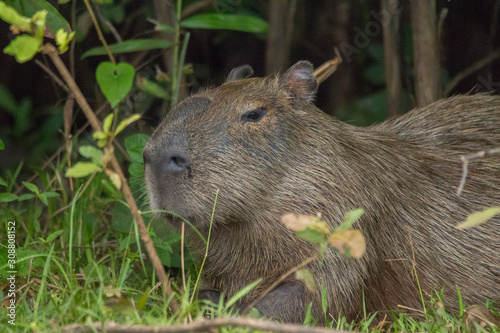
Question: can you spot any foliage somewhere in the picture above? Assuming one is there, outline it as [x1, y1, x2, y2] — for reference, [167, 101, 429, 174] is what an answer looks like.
[281, 209, 366, 259]
[0, 0, 498, 332]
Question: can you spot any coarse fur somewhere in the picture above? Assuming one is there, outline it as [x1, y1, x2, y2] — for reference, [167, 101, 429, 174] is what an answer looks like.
[143, 61, 500, 323]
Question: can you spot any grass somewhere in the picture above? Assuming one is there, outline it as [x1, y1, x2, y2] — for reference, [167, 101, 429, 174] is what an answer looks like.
[0, 143, 499, 333]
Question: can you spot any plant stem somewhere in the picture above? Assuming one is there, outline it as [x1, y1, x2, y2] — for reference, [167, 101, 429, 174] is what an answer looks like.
[190, 189, 218, 304]
[174, 31, 190, 105]
[83, 0, 116, 64]
[170, 0, 182, 108]
[241, 254, 319, 316]
[43, 43, 179, 313]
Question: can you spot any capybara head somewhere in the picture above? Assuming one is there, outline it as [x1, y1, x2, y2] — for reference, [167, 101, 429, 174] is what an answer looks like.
[143, 61, 318, 229]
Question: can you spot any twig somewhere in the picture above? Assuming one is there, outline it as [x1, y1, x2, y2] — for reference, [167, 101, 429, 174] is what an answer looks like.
[83, 0, 116, 64]
[63, 317, 356, 333]
[13, 103, 107, 196]
[42, 43, 179, 313]
[50, 173, 96, 218]
[181, 222, 187, 291]
[444, 48, 500, 96]
[34, 59, 69, 92]
[408, 227, 426, 313]
[397, 304, 426, 316]
[92, 0, 123, 43]
[313, 52, 342, 84]
[63, 94, 75, 194]
[241, 255, 318, 316]
[456, 147, 500, 195]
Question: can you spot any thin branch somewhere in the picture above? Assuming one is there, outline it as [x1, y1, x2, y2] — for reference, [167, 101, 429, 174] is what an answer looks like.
[63, 94, 75, 194]
[456, 147, 500, 195]
[313, 52, 342, 84]
[34, 59, 69, 92]
[42, 43, 179, 313]
[63, 317, 356, 333]
[83, 0, 116, 64]
[92, 0, 123, 43]
[444, 48, 500, 96]
[241, 255, 319, 316]
[181, 222, 187, 291]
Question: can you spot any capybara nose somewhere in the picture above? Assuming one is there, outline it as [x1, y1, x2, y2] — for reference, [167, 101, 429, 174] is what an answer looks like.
[165, 150, 191, 173]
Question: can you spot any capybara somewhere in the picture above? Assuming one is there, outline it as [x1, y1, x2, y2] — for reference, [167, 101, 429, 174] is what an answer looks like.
[143, 61, 500, 323]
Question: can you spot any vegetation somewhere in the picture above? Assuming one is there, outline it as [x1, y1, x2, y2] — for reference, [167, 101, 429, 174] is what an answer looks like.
[0, 0, 499, 332]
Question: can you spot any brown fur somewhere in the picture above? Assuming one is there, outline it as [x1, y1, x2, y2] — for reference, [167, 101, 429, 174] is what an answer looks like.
[143, 61, 500, 323]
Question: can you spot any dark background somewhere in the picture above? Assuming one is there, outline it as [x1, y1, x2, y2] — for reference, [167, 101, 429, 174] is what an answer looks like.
[1, 0, 499, 171]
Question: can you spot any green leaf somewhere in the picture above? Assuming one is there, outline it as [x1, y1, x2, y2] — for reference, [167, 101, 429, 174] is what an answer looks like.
[181, 14, 268, 33]
[136, 288, 151, 312]
[296, 269, 317, 293]
[296, 227, 328, 244]
[43, 191, 60, 198]
[0, 2, 32, 31]
[6, 0, 72, 36]
[45, 230, 64, 243]
[128, 162, 144, 177]
[96, 62, 135, 108]
[22, 181, 39, 193]
[81, 39, 174, 59]
[115, 114, 141, 136]
[321, 286, 328, 315]
[55, 28, 75, 53]
[103, 114, 114, 133]
[156, 23, 175, 32]
[338, 208, 364, 230]
[456, 207, 500, 229]
[15, 248, 44, 276]
[4, 35, 42, 63]
[137, 77, 170, 99]
[18, 193, 35, 201]
[65, 162, 102, 178]
[37, 192, 48, 206]
[226, 278, 262, 308]
[79, 145, 103, 165]
[124, 134, 149, 163]
[0, 139, 4, 150]
[111, 201, 134, 233]
[92, 131, 107, 140]
[0, 193, 18, 202]
[107, 170, 121, 190]
[0, 177, 7, 187]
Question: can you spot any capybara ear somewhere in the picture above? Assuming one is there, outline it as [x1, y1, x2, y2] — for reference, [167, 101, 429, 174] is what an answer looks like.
[279, 61, 318, 103]
[226, 65, 254, 83]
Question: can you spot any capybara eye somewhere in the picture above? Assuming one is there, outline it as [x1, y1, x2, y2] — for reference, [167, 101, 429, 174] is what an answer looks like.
[241, 107, 267, 122]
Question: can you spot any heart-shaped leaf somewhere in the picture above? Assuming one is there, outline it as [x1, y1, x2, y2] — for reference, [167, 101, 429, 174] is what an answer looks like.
[96, 62, 135, 108]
